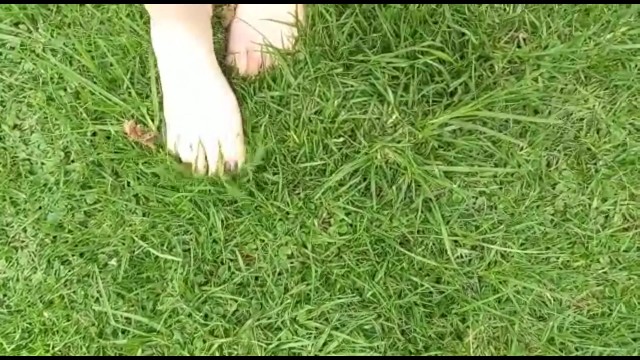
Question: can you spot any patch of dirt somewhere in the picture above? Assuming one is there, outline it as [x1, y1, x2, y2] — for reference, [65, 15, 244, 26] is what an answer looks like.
[221, 4, 237, 28]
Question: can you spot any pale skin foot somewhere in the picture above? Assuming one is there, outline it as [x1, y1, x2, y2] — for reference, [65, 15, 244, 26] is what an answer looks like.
[145, 4, 245, 175]
[226, 4, 304, 76]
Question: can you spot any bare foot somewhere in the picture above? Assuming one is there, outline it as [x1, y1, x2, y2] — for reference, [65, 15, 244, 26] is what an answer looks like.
[226, 4, 304, 76]
[146, 4, 245, 175]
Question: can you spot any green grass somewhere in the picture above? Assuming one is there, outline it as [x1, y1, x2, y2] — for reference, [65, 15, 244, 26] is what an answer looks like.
[1, 4, 639, 355]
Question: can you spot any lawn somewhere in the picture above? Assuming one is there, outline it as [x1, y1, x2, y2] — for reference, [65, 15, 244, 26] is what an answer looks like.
[1, 4, 639, 356]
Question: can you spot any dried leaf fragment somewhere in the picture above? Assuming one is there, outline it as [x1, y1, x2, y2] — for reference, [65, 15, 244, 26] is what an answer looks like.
[123, 120, 159, 149]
